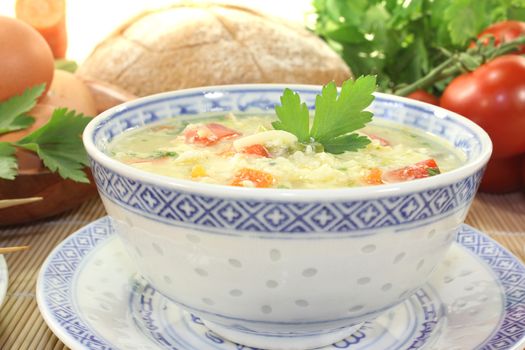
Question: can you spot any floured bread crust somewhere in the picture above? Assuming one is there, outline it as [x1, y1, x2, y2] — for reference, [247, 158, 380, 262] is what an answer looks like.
[76, 3, 352, 96]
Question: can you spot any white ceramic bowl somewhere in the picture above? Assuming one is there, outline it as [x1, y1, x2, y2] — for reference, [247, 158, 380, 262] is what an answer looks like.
[84, 85, 491, 350]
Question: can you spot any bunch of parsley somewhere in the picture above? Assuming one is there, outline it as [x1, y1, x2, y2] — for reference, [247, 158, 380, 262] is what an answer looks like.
[312, 0, 525, 93]
[0, 84, 92, 183]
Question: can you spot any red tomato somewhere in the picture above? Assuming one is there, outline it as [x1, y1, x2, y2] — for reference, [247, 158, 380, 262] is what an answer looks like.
[382, 159, 440, 183]
[479, 155, 523, 193]
[471, 20, 525, 55]
[522, 158, 525, 191]
[242, 144, 270, 157]
[184, 123, 240, 146]
[406, 90, 439, 105]
[440, 55, 525, 158]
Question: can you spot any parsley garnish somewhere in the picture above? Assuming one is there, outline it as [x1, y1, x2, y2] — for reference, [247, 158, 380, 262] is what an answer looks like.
[427, 167, 441, 177]
[0, 142, 17, 180]
[0, 84, 44, 135]
[273, 76, 376, 154]
[0, 86, 92, 183]
[15, 108, 92, 183]
[274, 89, 310, 143]
[152, 150, 178, 158]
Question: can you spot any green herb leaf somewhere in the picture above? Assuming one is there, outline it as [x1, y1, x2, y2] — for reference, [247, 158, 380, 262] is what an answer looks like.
[7, 114, 36, 133]
[445, 0, 487, 46]
[54, 59, 78, 73]
[153, 150, 178, 158]
[16, 108, 92, 183]
[0, 142, 17, 180]
[310, 76, 376, 144]
[0, 84, 45, 134]
[323, 133, 371, 154]
[313, 0, 524, 94]
[274, 76, 376, 154]
[427, 167, 441, 176]
[273, 88, 310, 143]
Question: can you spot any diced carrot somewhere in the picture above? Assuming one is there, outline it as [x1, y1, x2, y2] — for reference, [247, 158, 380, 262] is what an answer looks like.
[230, 168, 274, 188]
[364, 168, 383, 185]
[16, 0, 68, 58]
[242, 144, 270, 157]
[184, 123, 240, 146]
[382, 159, 440, 183]
[191, 164, 207, 178]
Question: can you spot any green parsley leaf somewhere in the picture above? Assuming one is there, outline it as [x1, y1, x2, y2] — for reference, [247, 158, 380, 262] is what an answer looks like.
[7, 114, 36, 133]
[0, 84, 45, 134]
[0, 142, 17, 180]
[16, 108, 92, 183]
[427, 167, 441, 176]
[54, 59, 78, 73]
[445, 0, 487, 46]
[313, 0, 523, 94]
[273, 88, 310, 142]
[323, 134, 371, 154]
[274, 76, 376, 154]
[152, 150, 178, 158]
[311, 76, 375, 144]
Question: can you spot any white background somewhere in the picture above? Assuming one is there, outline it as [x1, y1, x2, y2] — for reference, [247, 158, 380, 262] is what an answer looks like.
[0, 0, 313, 63]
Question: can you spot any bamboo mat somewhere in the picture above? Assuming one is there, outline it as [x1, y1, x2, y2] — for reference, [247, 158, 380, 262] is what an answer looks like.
[0, 193, 524, 350]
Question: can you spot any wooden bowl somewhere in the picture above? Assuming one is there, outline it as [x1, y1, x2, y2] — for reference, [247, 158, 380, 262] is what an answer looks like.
[0, 79, 135, 226]
[0, 164, 97, 226]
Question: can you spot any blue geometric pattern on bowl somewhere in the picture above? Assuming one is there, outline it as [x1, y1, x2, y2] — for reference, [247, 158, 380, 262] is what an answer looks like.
[130, 280, 439, 349]
[92, 161, 483, 236]
[38, 218, 525, 350]
[89, 87, 485, 236]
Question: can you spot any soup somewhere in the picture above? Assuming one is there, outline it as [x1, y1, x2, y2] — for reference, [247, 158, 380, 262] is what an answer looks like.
[106, 113, 465, 189]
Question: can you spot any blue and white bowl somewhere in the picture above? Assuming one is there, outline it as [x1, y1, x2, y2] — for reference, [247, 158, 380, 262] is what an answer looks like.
[83, 85, 491, 350]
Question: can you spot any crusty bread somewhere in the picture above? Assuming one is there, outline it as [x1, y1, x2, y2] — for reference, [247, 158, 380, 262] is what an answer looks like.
[76, 3, 352, 96]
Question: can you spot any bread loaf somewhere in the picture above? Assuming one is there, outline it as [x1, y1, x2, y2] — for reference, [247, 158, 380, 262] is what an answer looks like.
[77, 3, 352, 96]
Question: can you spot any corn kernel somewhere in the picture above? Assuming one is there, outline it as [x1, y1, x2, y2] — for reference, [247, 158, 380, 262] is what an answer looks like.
[191, 164, 207, 178]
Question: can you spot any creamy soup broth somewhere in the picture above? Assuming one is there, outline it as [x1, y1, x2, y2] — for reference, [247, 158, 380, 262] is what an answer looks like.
[107, 113, 465, 189]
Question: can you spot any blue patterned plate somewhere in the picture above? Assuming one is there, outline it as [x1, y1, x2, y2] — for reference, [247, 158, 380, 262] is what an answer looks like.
[36, 217, 525, 350]
[0, 255, 7, 308]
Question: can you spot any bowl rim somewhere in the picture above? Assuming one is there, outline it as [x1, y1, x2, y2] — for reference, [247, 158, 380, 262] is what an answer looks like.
[83, 83, 492, 202]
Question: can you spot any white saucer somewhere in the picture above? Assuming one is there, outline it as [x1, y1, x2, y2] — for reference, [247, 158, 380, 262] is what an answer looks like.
[0, 255, 7, 308]
[36, 217, 525, 350]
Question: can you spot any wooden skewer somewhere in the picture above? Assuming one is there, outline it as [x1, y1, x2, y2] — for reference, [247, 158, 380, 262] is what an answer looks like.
[0, 197, 43, 209]
[0, 246, 30, 254]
